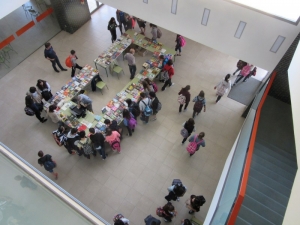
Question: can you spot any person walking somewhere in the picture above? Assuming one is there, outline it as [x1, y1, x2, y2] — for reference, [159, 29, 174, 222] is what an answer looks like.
[25, 95, 47, 123]
[185, 195, 206, 214]
[192, 90, 206, 118]
[161, 59, 175, 91]
[37, 150, 58, 179]
[150, 23, 158, 43]
[233, 59, 247, 75]
[187, 132, 205, 156]
[77, 91, 93, 113]
[89, 128, 106, 160]
[139, 92, 152, 124]
[116, 10, 127, 34]
[124, 48, 136, 80]
[178, 85, 191, 112]
[105, 128, 121, 153]
[232, 63, 252, 86]
[123, 109, 137, 137]
[36, 79, 53, 101]
[214, 74, 231, 103]
[165, 179, 187, 202]
[137, 18, 146, 34]
[108, 17, 119, 43]
[44, 42, 68, 73]
[75, 131, 96, 159]
[181, 118, 195, 144]
[70, 50, 83, 77]
[175, 34, 183, 56]
[149, 91, 160, 121]
[243, 66, 257, 82]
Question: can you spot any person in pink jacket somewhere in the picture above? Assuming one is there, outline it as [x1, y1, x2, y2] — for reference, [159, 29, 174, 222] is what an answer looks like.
[232, 63, 252, 86]
[105, 128, 121, 153]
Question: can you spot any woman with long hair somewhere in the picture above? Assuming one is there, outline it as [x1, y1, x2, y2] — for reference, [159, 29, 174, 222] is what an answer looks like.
[182, 118, 195, 144]
[122, 109, 136, 137]
[178, 85, 191, 113]
[192, 90, 206, 118]
[108, 17, 119, 43]
[36, 79, 53, 101]
[142, 80, 154, 97]
[214, 74, 231, 103]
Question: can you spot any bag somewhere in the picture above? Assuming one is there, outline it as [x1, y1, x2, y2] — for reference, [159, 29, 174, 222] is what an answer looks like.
[44, 161, 55, 171]
[180, 36, 186, 47]
[178, 94, 186, 104]
[151, 82, 158, 92]
[130, 102, 141, 117]
[65, 56, 72, 68]
[81, 139, 93, 155]
[156, 102, 162, 111]
[41, 90, 53, 101]
[186, 135, 202, 154]
[172, 179, 182, 186]
[91, 74, 103, 92]
[24, 107, 35, 116]
[162, 70, 169, 82]
[157, 28, 162, 38]
[156, 207, 165, 217]
[113, 214, 124, 222]
[142, 100, 153, 116]
[111, 139, 121, 151]
[180, 128, 189, 138]
[193, 97, 203, 113]
[128, 117, 137, 129]
[144, 215, 161, 225]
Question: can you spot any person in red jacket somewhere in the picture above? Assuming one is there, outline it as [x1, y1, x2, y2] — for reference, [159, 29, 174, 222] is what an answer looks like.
[161, 59, 175, 91]
[178, 85, 191, 112]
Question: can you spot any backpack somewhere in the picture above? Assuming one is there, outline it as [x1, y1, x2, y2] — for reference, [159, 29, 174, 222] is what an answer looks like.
[142, 100, 153, 116]
[186, 135, 203, 154]
[180, 36, 186, 47]
[81, 139, 93, 155]
[130, 102, 141, 118]
[157, 28, 162, 38]
[24, 107, 35, 116]
[111, 139, 121, 151]
[144, 215, 161, 225]
[44, 161, 55, 171]
[162, 70, 169, 81]
[128, 117, 137, 129]
[178, 94, 186, 104]
[180, 128, 188, 138]
[151, 82, 158, 92]
[156, 207, 165, 217]
[65, 56, 72, 68]
[193, 97, 204, 113]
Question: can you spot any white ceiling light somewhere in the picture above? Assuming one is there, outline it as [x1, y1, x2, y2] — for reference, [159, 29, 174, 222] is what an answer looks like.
[270, 35, 285, 53]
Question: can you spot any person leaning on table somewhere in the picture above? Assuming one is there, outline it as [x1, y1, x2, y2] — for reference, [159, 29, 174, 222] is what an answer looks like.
[124, 48, 136, 80]
[77, 90, 93, 113]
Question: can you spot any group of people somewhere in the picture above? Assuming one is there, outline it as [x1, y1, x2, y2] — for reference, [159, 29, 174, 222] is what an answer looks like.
[113, 179, 206, 224]
[232, 59, 257, 86]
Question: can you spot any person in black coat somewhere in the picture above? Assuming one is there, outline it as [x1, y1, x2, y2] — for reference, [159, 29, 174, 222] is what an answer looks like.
[149, 91, 159, 121]
[182, 118, 195, 144]
[108, 17, 119, 43]
[89, 128, 106, 160]
[25, 95, 47, 123]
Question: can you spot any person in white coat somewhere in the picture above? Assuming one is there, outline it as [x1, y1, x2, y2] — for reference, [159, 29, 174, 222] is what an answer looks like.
[214, 74, 231, 103]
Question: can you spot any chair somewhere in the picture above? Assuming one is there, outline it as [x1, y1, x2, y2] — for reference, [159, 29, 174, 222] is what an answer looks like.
[2, 44, 17, 59]
[96, 81, 108, 95]
[110, 62, 124, 79]
[0, 53, 9, 68]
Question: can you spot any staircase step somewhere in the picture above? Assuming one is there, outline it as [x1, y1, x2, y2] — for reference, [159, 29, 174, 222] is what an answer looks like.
[243, 195, 283, 225]
[238, 205, 274, 225]
[254, 145, 297, 170]
[245, 186, 287, 216]
[251, 155, 295, 182]
[247, 176, 289, 205]
[249, 169, 292, 197]
[255, 141, 297, 163]
[236, 216, 251, 225]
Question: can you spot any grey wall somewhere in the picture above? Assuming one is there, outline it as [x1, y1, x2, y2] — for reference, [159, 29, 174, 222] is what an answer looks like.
[50, 0, 91, 34]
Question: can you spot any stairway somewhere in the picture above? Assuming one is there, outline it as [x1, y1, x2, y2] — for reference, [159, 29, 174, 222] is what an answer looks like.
[236, 142, 297, 225]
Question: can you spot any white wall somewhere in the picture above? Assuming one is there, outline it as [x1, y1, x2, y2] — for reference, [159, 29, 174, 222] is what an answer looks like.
[283, 41, 300, 225]
[0, 0, 29, 19]
[97, 0, 300, 71]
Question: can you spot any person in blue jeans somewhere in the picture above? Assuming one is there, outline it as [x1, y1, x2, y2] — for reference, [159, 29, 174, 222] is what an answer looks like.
[124, 48, 136, 79]
[44, 42, 68, 73]
[89, 128, 107, 160]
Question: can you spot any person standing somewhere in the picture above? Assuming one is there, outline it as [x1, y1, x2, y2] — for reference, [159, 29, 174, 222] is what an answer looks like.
[178, 85, 191, 112]
[37, 150, 58, 179]
[139, 92, 152, 124]
[150, 23, 158, 43]
[158, 55, 169, 82]
[233, 60, 247, 75]
[75, 131, 96, 159]
[27, 87, 42, 104]
[142, 80, 154, 97]
[160, 202, 177, 222]
[137, 18, 146, 34]
[77, 91, 93, 113]
[108, 17, 119, 43]
[25, 95, 47, 123]
[181, 118, 195, 144]
[66, 128, 80, 155]
[44, 42, 68, 73]
[124, 48, 136, 80]
[165, 180, 187, 202]
[70, 50, 83, 77]
[187, 132, 205, 156]
[192, 90, 206, 118]
[124, 14, 133, 31]
[123, 109, 136, 137]
[232, 63, 252, 86]
[185, 195, 206, 214]
[125, 99, 140, 120]
[161, 59, 175, 91]
[113, 214, 130, 225]
[149, 91, 160, 121]
[36, 79, 53, 101]
[116, 10, 127, 34]
[215, 74, 231, 103]
[47, 104, 63, 124]
[105, 128, 121, 153]
[89, 128, 106, 160]
[175, 34, 183, 56]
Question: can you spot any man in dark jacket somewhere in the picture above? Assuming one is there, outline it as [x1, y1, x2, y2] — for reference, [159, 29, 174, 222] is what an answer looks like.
[37, 150, 58, 179]
[44, 42, 68, 73]
[89, 128, 106, 160]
